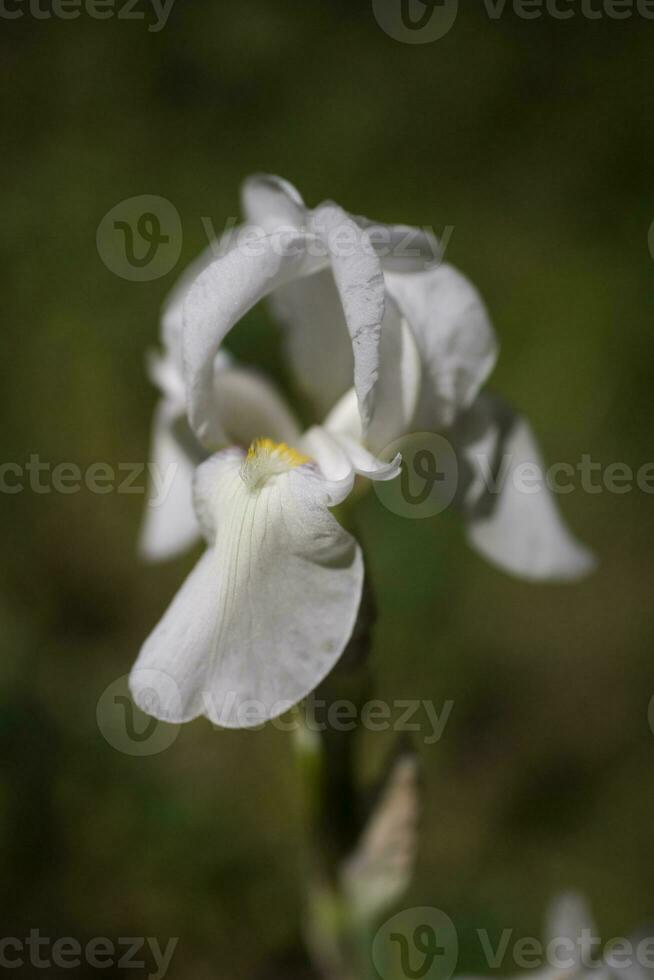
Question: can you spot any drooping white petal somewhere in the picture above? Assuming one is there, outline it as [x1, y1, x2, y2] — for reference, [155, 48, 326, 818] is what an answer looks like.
[182, 229, 325, 445]
[456, 392, 596, 582]
[131, 446, 363, 728]
[311, 203, 386, 434]
[138, 401, 201, 562]
[241, 173, 307, 233]
[385, 263, 498, 429]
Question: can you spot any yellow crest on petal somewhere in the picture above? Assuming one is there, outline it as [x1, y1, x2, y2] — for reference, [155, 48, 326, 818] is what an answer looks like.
[241, 438, 311, 490]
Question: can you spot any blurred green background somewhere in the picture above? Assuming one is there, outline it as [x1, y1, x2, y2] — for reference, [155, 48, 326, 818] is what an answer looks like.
[2, 2, 653, 977]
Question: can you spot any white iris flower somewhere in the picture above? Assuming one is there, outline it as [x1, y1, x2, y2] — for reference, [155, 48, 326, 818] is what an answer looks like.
[132, 174, 594, 730]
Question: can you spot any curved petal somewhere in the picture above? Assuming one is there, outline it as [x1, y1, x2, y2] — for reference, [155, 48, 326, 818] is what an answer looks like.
[240, 173, 307, 233]
[138, 401, 202, 562]
[131, 447, 363, 728]
[385, 263, 498, 430]
[311, 203, 385, 434]
[161, 230, 240, 371]
[182, 229, 325, 445]
[455, 392, 596, 582]
[240, 186, 387, 432]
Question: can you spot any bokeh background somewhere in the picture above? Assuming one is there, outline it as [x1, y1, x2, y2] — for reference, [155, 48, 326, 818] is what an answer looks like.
[2, 2, 653, 977]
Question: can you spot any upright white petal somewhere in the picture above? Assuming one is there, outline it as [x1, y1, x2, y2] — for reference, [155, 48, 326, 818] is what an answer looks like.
[131, 444, 363, 728]
[367, 301, 422, 453]
[204, 363, 302, 451]
[270, 269, 356, 416]
[456, 392, 596, 581]
[241, 179, 388, 432]
[385, 263, 498, 429]
[183, 229, 325, 446]
[311, 203, 386, 434]
[243, 176, 357, 415]
[241, 173, 307, 233]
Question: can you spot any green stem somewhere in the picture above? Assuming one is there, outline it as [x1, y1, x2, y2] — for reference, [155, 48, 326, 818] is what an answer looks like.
[294, 573, 377, 980]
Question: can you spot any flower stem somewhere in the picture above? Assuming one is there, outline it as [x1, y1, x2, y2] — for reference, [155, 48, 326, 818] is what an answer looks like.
[296, 575, 377, 979]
